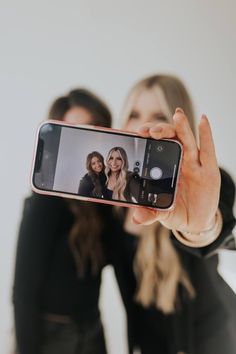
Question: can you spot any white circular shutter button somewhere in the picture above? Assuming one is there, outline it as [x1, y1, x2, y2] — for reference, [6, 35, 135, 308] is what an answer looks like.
[150, 167, 163, 180]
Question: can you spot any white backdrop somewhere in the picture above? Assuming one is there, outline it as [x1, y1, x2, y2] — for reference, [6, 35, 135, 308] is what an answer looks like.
[1, 1, 236, 353]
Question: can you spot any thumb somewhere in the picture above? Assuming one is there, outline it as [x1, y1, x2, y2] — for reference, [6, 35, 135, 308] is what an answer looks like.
[132, 207, 166, 225]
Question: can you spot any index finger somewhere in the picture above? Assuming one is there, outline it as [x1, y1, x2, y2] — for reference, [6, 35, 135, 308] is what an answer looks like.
[138, 122, 176, 140]
[132, 207, 170, 225]
[173, 108, 199, 163]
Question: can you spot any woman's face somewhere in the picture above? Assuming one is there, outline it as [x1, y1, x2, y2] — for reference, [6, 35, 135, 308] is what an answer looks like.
[90, 156, 103, 174]
[125, 89, 169, 132]
[108, 151, 123, 173]
[63, 106, 93, 125]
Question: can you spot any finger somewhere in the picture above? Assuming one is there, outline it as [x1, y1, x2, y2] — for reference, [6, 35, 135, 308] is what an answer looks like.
[138, 123, 156, 137]
[138, 122, 176, 140]
[149, 123, 176, 140]
[132, 207, 169, 225]
[173, 108, 199, 162]
[199, 114, 218, 168]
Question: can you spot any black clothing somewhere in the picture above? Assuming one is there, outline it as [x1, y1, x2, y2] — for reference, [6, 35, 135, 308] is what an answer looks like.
[106, 188, 113, 199]
[13, 195, 112, 354]
[13, 169, 236, 354]
[124, 171, 140, 203]
[78, 172, 108, 198]
[41, 317, 106, 354]
[109, 169, 236, 354]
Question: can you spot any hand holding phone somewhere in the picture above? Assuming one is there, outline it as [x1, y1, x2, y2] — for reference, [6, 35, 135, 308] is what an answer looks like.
[31, 120, 183, 210]
[132, 108, 221, 235]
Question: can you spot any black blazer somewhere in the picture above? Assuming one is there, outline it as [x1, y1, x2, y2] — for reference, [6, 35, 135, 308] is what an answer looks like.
[78, 172, 108, 198]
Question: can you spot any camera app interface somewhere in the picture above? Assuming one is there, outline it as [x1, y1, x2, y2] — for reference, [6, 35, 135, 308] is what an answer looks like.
[34, 123, 181, 208]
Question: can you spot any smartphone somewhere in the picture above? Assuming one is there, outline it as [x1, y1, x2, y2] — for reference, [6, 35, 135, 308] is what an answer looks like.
[31, 121, 182, 210]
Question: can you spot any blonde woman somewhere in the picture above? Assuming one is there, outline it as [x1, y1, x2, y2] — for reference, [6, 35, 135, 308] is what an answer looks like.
[105, 146, 139, 202]
[112, 75, 236, 354]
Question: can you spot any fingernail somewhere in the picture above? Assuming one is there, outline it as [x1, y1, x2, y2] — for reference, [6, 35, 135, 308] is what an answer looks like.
[175, 107, 184, 114]
[150, 126, 163, 133]
[200, 114, 209, 124]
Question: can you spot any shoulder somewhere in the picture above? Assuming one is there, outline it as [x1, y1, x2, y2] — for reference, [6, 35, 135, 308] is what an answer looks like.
[24, 192, 65, 213]
[16, 193, 74, 260]
[80, 173, 93, 184]
[79, 174, 94, 192]
[21, 192, 68, 227]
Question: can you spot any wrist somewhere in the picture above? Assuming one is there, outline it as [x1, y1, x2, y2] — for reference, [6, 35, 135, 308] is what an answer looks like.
[172, 209, 223, 248]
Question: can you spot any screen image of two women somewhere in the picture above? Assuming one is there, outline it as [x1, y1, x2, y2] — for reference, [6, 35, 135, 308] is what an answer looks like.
[78, 147, 137, 202]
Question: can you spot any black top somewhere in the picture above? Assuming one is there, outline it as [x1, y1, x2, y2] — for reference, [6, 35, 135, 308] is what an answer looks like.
[78, 172, 108, 198]
[109, 169, 236, 354]
[13, 169, 236, 354]
[12, 195, 114, 354]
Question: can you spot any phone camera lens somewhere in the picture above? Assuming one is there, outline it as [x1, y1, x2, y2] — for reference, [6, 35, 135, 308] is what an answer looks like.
[135, 161, 140, 166]
[134, 167, 140, 173]
[157, 145, 163, 152]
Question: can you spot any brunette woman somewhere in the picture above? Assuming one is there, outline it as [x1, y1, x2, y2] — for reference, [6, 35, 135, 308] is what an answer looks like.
[78, 151, 107, 198]
[13, 89, 113, 354]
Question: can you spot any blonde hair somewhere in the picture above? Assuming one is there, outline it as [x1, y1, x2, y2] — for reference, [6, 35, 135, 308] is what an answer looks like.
[122, 74, 196, 313]
[122, 74, 196, 136]
[105, 147, 129, 200]
[134, 224, 195, 313]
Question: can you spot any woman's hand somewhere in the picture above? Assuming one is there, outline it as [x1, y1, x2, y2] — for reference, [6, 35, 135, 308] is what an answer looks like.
[132, 108, 221, 234]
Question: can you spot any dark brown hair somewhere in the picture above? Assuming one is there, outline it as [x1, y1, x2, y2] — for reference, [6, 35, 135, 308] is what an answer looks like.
[48, 88, 112, 128]
[86, 151, 105, 197]
[48, 88, 112, 276]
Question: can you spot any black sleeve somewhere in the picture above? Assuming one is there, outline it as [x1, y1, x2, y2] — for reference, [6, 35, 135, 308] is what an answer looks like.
[12, 193, 64, 354]
[78, 175, 93, 196]
[171, 168, 236, 257]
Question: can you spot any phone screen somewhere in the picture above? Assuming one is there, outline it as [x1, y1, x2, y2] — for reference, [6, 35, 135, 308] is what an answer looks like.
[32, 122, 182, 209]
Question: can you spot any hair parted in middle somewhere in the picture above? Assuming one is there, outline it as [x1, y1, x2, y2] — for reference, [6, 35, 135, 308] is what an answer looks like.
[105, 147, 129, 201]
[121, 74, 195, 313]
[122, 74, 196, 136]
[86, 151, 105, 197]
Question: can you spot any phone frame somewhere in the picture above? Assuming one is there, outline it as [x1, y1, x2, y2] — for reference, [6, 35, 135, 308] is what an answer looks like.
[30, 120, 183, 211]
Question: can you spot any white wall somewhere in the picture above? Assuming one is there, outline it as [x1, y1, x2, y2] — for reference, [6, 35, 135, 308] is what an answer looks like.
[1, 0, 235, 353]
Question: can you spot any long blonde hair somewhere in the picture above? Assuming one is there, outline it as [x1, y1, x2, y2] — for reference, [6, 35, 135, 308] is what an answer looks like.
[105, 147, 129, 200]
[122, 74, 196, 313]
